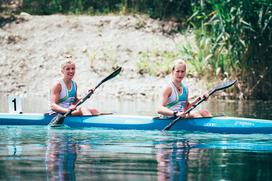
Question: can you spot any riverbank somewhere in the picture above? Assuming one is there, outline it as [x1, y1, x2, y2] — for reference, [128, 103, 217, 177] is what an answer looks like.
[0, 14, 209, 101]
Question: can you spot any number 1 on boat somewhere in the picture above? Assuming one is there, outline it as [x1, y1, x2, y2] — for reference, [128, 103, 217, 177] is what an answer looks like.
[8, 96, 22, 114]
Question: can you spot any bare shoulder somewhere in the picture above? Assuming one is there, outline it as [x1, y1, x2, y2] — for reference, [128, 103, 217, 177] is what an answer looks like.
[182, 82, 189, 92]
[73, 80, 78, 88]
[51, 80, 61, 92]
[162, 84, 172, 95]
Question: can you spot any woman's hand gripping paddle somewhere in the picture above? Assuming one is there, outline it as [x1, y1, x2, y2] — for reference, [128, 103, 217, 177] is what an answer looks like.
[163, 79, 237, 131]
[49, 67, 122, 127]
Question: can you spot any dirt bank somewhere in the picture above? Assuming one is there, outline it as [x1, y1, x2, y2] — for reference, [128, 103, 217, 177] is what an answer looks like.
[0, 14, 206, 101]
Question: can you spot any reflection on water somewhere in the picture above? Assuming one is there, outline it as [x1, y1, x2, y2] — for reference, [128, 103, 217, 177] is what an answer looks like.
[1, 127, 272, 180]
[1, 95, 272, 180]
[155, 140, 190, 181]
[1, 95, 272, 119]
[46, 130, 77, 181]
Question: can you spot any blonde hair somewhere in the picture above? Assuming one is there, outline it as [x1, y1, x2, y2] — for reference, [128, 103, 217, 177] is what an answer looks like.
[61, 55, 75, 71]
[171, 59, 186, 71]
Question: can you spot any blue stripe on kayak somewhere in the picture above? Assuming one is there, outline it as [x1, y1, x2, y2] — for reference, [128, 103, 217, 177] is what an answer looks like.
[0, 113, 272, 134]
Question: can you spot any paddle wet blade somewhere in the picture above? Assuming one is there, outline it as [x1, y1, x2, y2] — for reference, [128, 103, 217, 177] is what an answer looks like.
[95, 67, 122, 89]
[213, 80, 237, 92]
[49, 114, 65, 127]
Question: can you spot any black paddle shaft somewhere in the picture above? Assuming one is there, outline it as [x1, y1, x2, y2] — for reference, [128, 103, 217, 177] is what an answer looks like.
[49, 67, 122, 126]
[163, 80, 237, 131]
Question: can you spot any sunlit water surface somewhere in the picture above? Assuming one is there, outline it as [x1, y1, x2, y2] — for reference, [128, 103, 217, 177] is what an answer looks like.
[0, 95, 272, 180]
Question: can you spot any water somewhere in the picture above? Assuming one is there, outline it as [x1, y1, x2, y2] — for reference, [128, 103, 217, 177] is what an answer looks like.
[0, 95, 272, 180]
[1, 127, 272, 180]
[1, 95, 272, 119]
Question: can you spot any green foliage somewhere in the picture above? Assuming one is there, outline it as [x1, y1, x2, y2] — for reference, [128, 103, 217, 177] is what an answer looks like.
[188, 0, 272, 99]
[136, 50, 178, 77]
[19, 0, 192, 19]
[83, 48, 118, 70]
[179, 35, 212, 78]
[179, 30, 241, 79]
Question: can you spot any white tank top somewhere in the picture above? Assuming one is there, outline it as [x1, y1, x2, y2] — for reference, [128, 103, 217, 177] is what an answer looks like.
[48, 80, 76, 114]
[57, 79, 76, 108]
[166, 82, 187, 112]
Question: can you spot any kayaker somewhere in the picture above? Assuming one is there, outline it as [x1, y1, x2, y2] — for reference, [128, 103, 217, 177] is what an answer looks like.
[49, 55, 99, 115]
[157, 59, 211, 118]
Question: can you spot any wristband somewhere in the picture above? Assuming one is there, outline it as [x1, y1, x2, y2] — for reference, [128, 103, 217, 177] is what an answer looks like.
[173, 111, 178, 117]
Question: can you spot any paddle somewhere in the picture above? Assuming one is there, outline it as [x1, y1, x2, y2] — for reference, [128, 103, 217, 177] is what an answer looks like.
[163, 79, 237, 131]
[49, 66, 122, 127]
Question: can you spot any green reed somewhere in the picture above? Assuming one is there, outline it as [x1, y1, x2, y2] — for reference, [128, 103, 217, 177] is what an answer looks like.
[188, 0, 271, 99]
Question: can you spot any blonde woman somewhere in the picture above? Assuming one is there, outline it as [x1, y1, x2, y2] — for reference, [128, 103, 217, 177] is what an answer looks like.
[157, 59, 211, 118]
[49, 56, 99, 115]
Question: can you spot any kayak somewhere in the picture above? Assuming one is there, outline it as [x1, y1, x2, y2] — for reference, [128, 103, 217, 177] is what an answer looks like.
[1, 113, 272, 134]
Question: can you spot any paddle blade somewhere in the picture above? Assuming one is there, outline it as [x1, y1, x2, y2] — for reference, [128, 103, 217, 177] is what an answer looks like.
[95, 67, 122, 89]
[49, 114, 65, 127]
[212, 80, 237, 92]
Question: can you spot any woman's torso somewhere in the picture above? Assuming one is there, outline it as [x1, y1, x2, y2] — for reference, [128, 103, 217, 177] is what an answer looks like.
[58, 79, 76, 108]
[165, 82, 187, 112]
[49, 79, 76, 114]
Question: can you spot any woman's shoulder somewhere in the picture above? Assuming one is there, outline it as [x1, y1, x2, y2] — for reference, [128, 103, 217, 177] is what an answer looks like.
[162, 80, 171, 88]
[71, 80, 78, 88]
[51, 79, 62, 89]
[162, 82, 173, 94]
[181, 81, 189, 88]
[181, 82, 189, 94]
[72, 79, 77, 84]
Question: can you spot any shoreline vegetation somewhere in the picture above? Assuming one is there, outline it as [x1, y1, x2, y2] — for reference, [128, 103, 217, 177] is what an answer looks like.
[0, 0, 271, 100]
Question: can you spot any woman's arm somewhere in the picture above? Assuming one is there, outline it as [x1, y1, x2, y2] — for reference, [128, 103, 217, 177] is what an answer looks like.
[188, 91, 209, 108]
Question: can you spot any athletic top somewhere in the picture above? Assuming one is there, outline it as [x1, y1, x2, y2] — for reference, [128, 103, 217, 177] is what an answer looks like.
[49, 79, 76, 114]
[57, 79, 76, 108]
[165, 82, 187, 112]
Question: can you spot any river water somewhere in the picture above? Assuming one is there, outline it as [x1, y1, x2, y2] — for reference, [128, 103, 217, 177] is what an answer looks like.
[1, 95, 272, 119]
[1, 95, 272, 180]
